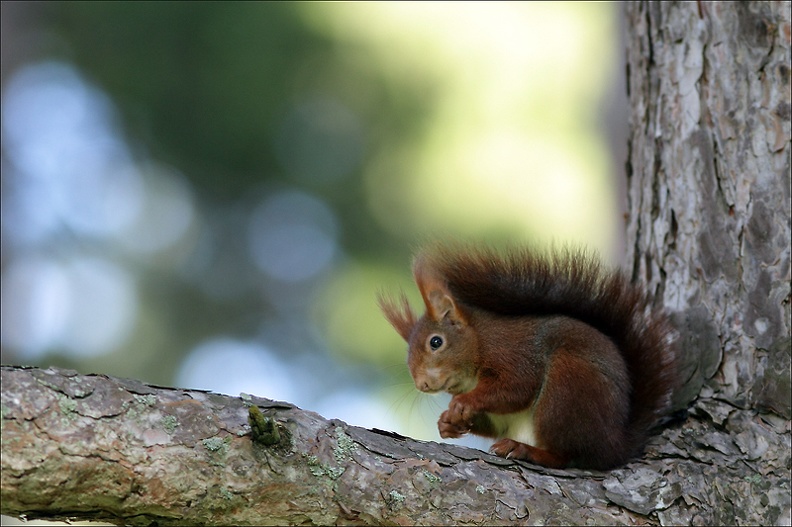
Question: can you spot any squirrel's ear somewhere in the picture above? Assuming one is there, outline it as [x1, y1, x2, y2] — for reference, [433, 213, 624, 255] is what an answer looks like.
[378, 292, 416, 342]
[413, 253, 467, 325]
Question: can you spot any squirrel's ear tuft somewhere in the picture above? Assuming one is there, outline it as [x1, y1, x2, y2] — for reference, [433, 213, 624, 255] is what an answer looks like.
[378, 292, 416, 342]
[413, 251, 467, 325]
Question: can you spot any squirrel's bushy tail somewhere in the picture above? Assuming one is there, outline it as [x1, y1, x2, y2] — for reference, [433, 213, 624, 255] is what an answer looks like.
[423, 244, 678, 454]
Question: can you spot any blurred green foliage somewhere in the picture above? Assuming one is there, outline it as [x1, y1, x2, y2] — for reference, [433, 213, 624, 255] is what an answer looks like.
[47, 3, 430, 259]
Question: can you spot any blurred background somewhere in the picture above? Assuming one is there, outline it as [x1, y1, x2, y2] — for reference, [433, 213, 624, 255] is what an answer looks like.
[1, 2, 627, 448]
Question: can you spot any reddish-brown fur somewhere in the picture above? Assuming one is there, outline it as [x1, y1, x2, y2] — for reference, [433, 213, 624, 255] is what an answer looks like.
[379, 244, 678, 470]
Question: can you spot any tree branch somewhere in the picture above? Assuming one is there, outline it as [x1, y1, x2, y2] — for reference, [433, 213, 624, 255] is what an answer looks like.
[1, 365, 789, 525]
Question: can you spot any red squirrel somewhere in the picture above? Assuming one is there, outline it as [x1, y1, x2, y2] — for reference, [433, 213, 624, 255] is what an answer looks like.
[379, 245, 678, 470]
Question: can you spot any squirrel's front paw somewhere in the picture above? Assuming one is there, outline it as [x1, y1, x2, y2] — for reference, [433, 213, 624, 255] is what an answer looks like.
[438, 409, 470, 438]
[448, 396, 477, 423]
[437, 397, 476, 438]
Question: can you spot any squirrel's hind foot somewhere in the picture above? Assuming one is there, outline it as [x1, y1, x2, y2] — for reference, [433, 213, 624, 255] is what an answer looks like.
[490, 438, 569, 468]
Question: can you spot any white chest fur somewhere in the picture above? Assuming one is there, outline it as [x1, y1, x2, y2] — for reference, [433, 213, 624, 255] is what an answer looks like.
[487, 407, 539, 447]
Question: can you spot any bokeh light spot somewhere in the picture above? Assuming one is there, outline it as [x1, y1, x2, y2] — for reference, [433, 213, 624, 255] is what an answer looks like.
[177, 338, 296, 400]
[248, 190, 338, 283]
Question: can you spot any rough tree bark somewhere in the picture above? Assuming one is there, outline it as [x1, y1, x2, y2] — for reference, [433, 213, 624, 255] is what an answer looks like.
[2, 2, 791, 526]
[622, 1, 791, 524]
[626, 0, 791, 416]
[0, 365, 694, 526]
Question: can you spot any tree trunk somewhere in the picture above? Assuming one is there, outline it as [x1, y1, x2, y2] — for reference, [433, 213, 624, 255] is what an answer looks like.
[623, 1, 791, 524]
[2, 2, 791, 525]
[625, 0, 791, 416]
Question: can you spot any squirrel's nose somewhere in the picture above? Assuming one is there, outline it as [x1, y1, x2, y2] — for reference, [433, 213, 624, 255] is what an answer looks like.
[413, 374, 430, 392]
[413, 370, 444, 393]
[415, 374, 439, 393]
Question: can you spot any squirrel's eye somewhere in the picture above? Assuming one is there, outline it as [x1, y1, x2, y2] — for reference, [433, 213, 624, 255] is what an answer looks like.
[429, 335, 443, 350]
